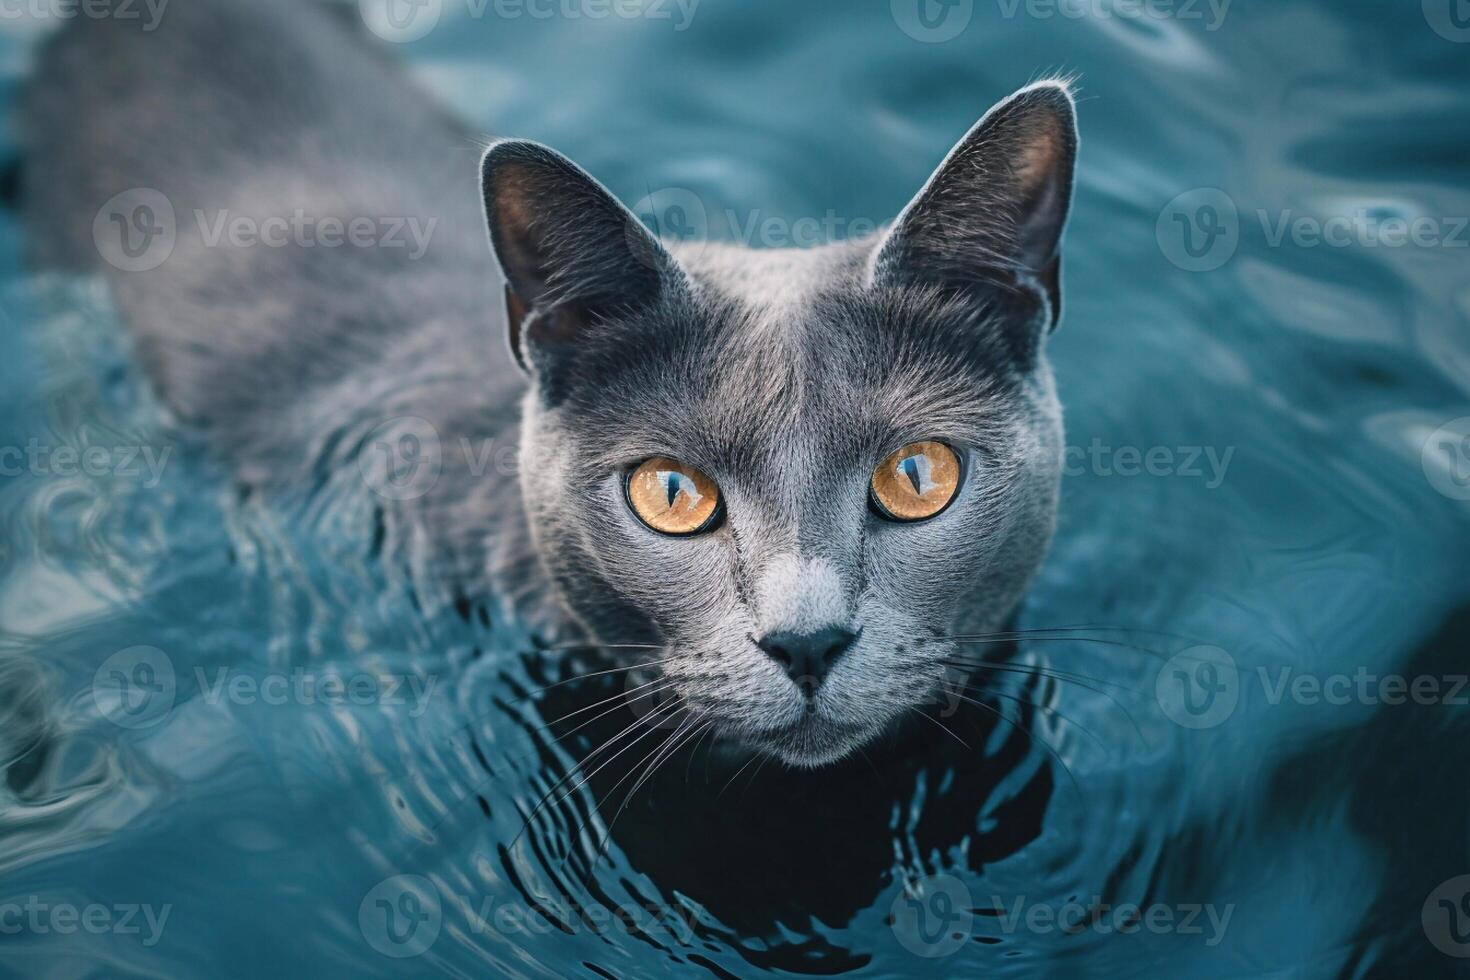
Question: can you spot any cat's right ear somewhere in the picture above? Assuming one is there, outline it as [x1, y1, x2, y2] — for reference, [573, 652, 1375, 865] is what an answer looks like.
[481, 140, 680, 382]
[868, 81, 1079, 353]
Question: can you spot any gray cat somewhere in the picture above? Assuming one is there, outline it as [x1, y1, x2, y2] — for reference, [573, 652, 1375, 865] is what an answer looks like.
[20, 0, 1077, 768]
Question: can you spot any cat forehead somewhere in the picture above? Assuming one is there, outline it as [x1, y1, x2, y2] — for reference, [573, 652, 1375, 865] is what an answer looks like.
[671, 239, 1007, 368]
[671, 240, 872, 316]
[555, 252, 1022, 470]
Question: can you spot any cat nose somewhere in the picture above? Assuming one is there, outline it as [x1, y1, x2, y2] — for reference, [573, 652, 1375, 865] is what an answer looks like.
[756, 627, 857, 696]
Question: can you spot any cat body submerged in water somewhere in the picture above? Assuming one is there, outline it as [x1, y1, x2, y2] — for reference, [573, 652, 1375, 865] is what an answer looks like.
[21, 0, 1077, 768]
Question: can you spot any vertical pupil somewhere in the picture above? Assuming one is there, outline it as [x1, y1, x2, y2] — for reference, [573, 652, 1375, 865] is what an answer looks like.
[893, 452, 940, 499]
[893, 455, 917, 493]
[664, 472, 682, 508]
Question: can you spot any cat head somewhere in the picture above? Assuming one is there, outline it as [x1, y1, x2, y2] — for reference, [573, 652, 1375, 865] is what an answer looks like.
[482, 81, 1077, 767]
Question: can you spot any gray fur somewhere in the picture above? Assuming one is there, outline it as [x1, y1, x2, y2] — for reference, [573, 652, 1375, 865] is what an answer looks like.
[20, 0, 1078, 767]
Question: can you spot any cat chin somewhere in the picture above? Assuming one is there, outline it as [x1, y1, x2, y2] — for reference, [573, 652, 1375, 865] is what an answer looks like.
[736, 717, 879, 770]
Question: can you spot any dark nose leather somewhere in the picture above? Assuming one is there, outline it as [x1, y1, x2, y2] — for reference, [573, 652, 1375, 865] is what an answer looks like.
[756, 627, 857, 696]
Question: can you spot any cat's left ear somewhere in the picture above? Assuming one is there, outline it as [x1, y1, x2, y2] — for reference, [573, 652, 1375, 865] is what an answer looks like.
[869, 80, 1078, 336]
[480, 139, 682, 384]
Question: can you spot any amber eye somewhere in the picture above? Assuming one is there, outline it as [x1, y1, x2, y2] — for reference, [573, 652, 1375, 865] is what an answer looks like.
[626, 457, 722, 536]
[870, 441, 962, 522]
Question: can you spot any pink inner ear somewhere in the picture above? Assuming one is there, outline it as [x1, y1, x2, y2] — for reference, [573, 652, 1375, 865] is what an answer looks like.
[1015, 119, 1062, 192]
[494, 165, 540, 235]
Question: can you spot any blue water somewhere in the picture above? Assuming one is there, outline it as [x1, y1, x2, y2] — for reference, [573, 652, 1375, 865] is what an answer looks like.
[2, 1, 1469, 976]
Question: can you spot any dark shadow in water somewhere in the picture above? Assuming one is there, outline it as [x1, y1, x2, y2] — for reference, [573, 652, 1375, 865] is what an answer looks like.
[489, 639, 1053, 974]
[1262, 601, 1470, 979]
